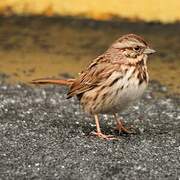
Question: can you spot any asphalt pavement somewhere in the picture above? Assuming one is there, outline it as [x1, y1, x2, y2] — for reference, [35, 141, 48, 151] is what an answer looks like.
[0, 80, 179, 180]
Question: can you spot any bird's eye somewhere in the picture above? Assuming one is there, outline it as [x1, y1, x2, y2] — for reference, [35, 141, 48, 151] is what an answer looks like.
[134, 46, 140, 51]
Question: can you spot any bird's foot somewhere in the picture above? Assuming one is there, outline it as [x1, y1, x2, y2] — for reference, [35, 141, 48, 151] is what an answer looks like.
[90, 131, 117, 140]
[115, 119, 134, 134]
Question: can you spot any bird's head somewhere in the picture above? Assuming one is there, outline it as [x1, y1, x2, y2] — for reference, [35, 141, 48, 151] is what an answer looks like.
[109, 34, 155, 64]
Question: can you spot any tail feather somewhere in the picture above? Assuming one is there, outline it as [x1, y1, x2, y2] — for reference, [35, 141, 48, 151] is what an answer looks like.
[31, 78, 74, 86]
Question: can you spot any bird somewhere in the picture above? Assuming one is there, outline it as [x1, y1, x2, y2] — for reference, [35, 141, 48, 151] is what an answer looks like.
[32, 34, 155, 140]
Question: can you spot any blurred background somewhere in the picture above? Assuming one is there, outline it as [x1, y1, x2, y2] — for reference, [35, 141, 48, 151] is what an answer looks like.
[0, 0, 179, 94]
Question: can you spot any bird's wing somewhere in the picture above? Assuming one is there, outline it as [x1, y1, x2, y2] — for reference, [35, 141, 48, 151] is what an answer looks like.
[67, 55, 120, 98]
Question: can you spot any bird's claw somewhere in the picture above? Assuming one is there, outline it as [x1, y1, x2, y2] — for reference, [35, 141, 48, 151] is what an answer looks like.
[90, 131, 118, 140]
[115, 120, 135, 134]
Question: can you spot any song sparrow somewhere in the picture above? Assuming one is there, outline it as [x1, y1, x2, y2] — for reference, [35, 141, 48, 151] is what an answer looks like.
[32, 34, 155, 140]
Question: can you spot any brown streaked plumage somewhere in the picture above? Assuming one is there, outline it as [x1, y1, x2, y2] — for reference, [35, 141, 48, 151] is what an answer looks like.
[32, 34, 155, 140]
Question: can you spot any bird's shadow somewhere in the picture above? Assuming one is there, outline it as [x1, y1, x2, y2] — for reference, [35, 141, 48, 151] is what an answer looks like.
[49, 114, 179, 140]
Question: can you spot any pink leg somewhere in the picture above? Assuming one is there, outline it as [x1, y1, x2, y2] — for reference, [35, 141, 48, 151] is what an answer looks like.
[114, 114, 133, 134]
[91, 115, 117, 140]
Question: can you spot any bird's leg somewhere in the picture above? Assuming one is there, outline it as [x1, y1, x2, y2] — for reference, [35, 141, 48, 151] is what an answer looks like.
[90, 114, 117, 140]
[114, 113, 133, 134]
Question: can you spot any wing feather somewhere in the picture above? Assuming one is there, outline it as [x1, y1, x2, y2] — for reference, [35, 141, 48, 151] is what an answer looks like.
[67, 55, 120, 98]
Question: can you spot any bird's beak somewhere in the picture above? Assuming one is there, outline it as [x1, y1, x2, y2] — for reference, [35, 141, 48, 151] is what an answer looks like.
[144, 47, 156, 55]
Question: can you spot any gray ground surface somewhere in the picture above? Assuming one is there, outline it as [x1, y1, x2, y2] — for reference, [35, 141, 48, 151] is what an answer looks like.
[0, 80, 179, 180]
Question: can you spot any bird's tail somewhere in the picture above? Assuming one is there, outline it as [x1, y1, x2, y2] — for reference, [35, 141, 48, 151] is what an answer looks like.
[31, 78, 74, 86]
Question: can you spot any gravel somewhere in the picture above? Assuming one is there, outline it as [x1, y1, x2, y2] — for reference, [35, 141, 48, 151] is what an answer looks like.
[0, 81, 179, 180]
